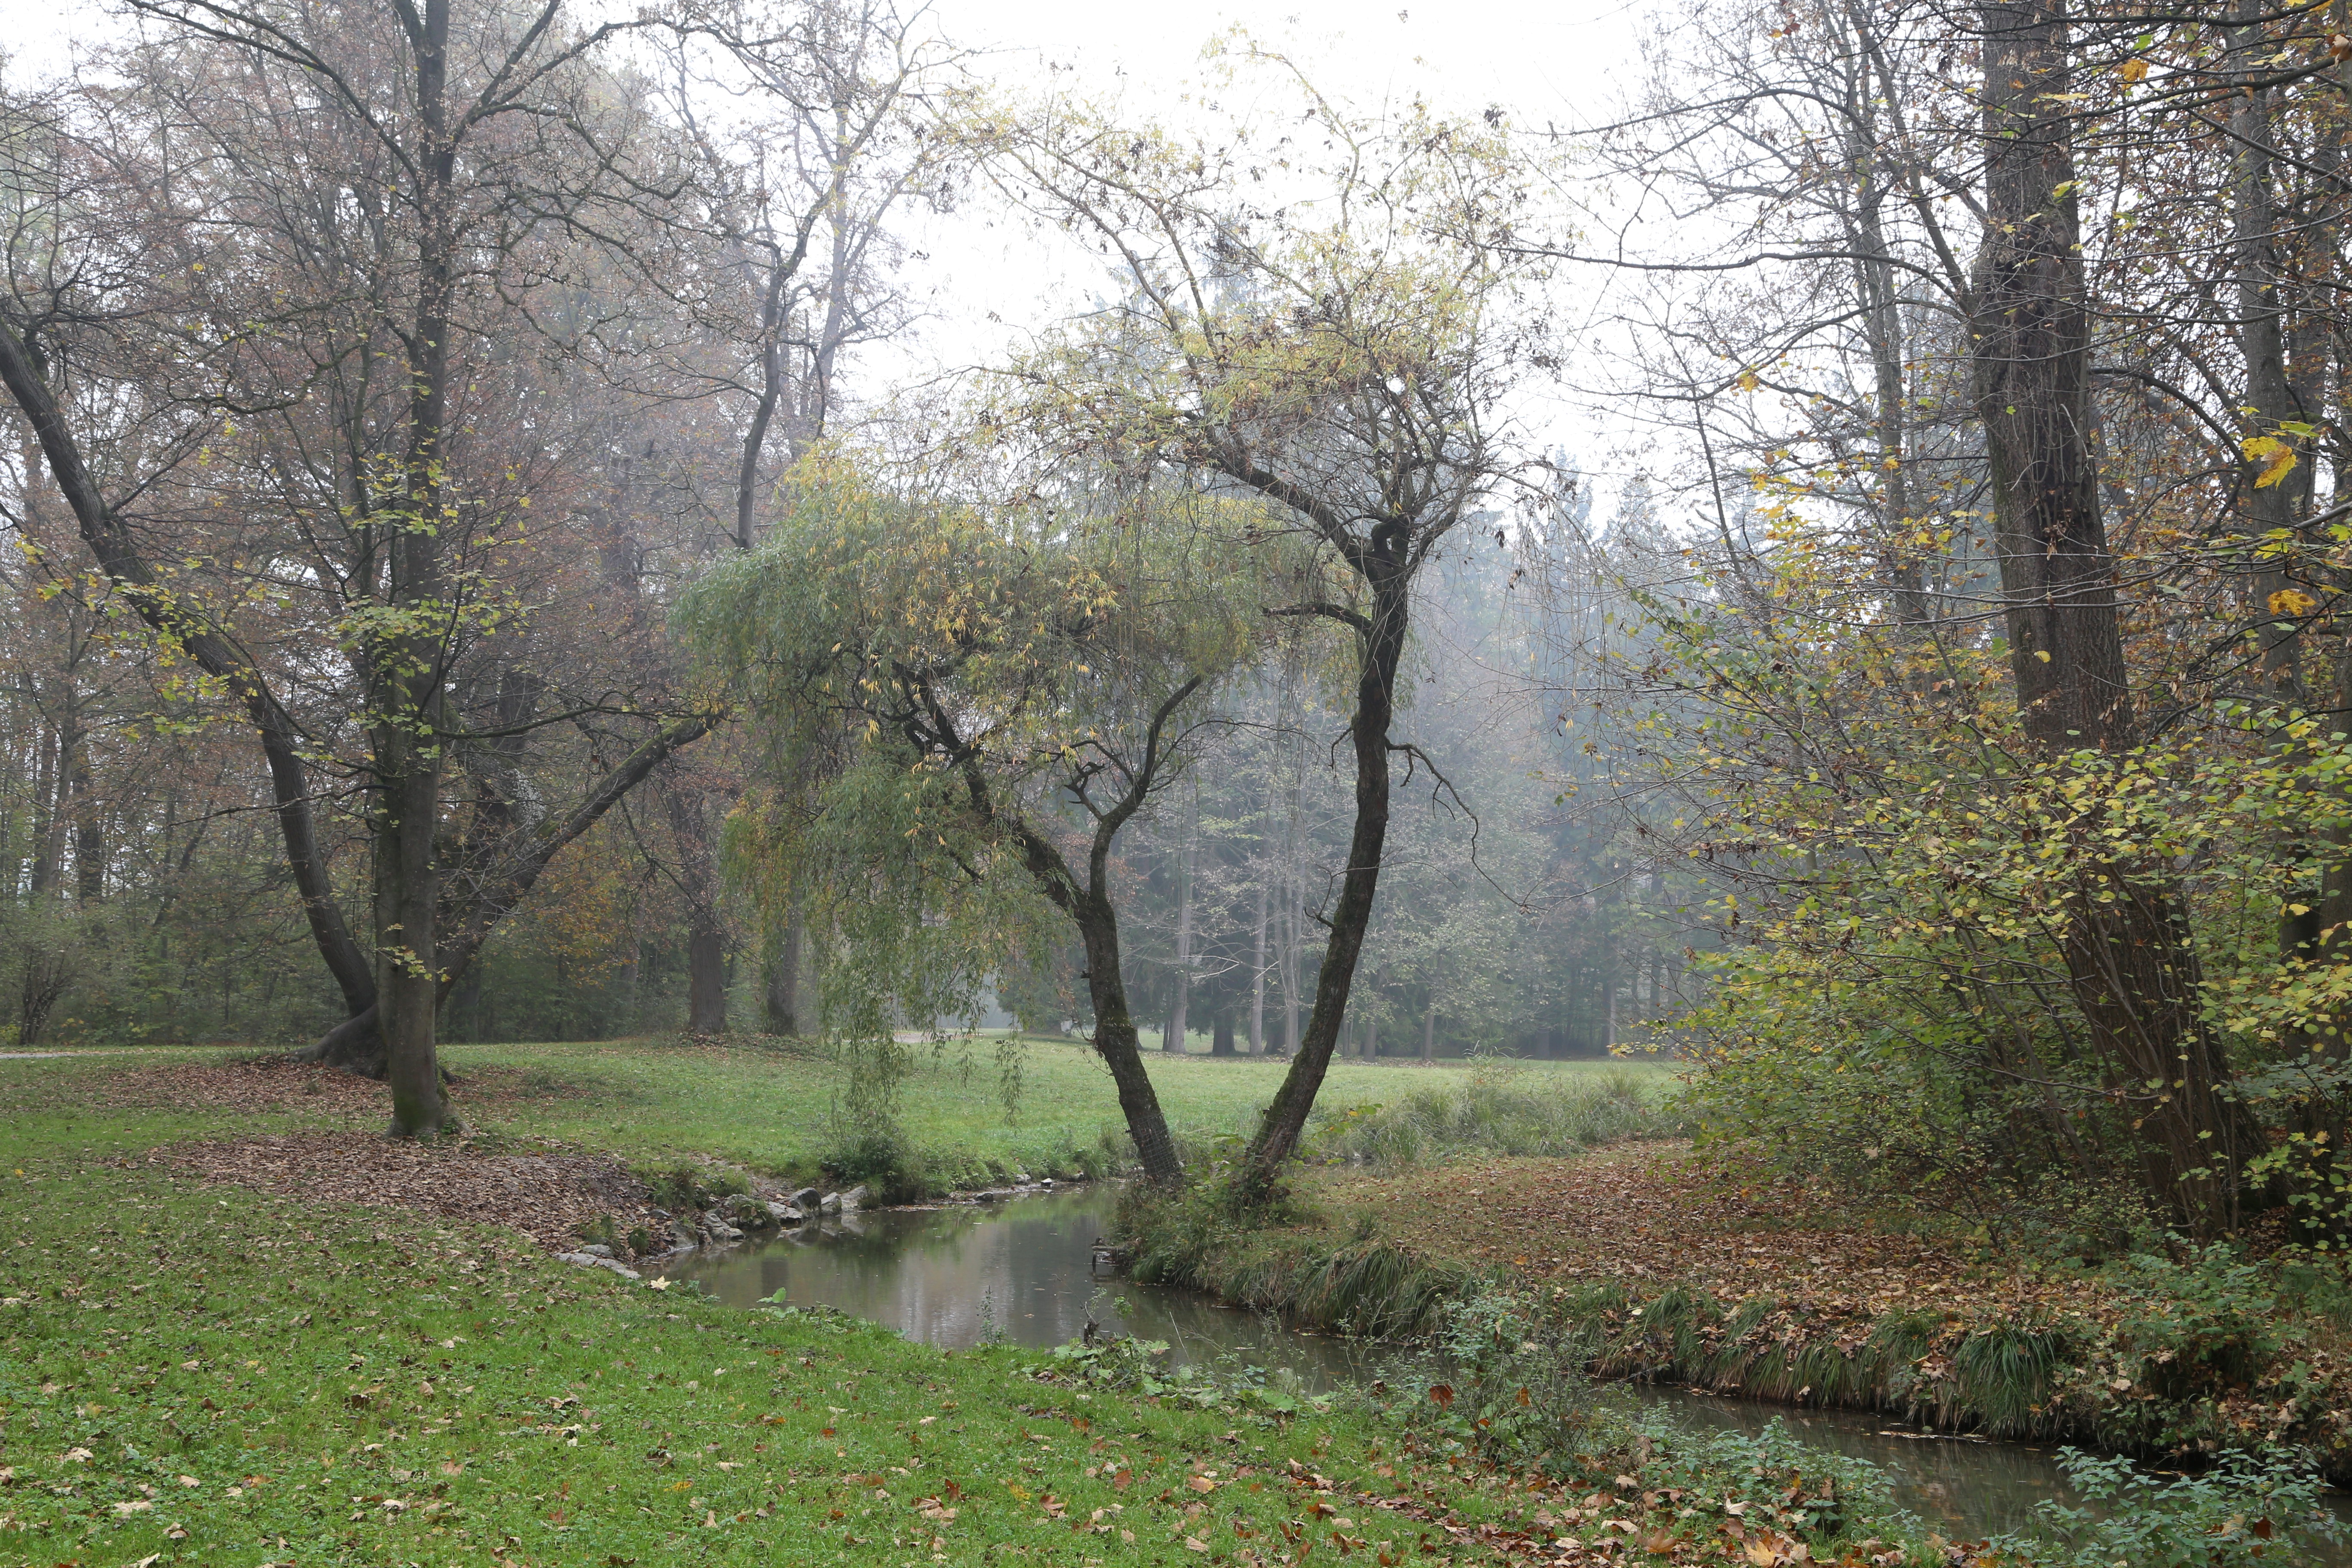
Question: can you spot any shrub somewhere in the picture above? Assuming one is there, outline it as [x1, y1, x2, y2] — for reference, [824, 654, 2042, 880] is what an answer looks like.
[639, 1159, 749, 1213]
[1393, 1286, 1596, 1471]
[1623, 1416, 1919, 1553]
[818, 1121, 938, 1204]
[1308, 1064, 1678, 1166]
[1981, 1448, 2345, 1567]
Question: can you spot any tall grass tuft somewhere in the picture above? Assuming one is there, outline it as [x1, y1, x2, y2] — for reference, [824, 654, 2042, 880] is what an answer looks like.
[1309, 1063, 1681, 1166]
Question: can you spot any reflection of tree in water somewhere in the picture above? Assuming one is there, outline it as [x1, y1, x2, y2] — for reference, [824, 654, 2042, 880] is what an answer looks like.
[681, 1191, 1115, 1348]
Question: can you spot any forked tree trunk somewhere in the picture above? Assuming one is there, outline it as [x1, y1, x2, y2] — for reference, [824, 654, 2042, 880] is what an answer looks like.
[982, 679, 1202, 1186]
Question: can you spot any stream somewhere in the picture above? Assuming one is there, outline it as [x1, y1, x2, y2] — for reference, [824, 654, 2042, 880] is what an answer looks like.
[659, 1183, 2346, 1546]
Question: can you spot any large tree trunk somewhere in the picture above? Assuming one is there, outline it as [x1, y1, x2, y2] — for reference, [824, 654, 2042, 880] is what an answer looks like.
[371, 0, 458, 1139]
[306, 714, 714, 1072]
[1974, 0, 2254, 1231]
[1068, 887, 1183, 1182]
[1243, 556, 1409, 1187]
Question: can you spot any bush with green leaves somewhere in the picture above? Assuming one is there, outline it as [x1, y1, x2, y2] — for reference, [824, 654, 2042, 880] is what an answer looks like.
[1397, 1285, 1597, 1472]
[1981, 1448, 2345, 1567]
[1626, 1417, 1920, 1550]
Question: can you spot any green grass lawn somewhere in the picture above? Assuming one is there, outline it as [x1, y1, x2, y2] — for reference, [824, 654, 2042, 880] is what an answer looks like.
[434, 1036, 1677, 1189]
[0, 1155, 1551, 1567]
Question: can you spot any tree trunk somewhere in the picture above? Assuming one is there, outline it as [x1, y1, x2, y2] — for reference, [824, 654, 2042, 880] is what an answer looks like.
[1243, 556, 1410, 1187]
[1278, 883, 1301, 1056]
[687, 915, 728, 1035]
[1067, 888, 1184, 1182]
[2233, 11, 2312, 691]
[984, 681, 1201, 1186]
[665, 784, 729, 1036]
[1421, 994, 1435, 1064]
[1974, 0, 2254, 1229]
[766, 902, 803, 1034]
[1847, 5, 1927, 624]
[367, 0, 461, 1139]
[616, 934, 641, 1031]
[1212, 1014, 1235, 1056]
[1165, 784, 1197, 1053]
[1248, 873, 1268, 1054]
[64, 692, 101, 900]
[26, 704, 58, 895]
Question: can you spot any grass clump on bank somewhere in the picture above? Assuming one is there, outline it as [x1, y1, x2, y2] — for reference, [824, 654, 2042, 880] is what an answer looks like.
[1307, 1062, 1681, 1167]
[1121, 1182, 1481, 1339]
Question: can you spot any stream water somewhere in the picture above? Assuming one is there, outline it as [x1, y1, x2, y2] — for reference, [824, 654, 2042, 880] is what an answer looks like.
[660, 1184, 2346, 1547]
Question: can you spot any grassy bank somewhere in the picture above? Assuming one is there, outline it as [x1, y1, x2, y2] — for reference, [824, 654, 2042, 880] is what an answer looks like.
[1123, 1133, 2352, 1489]
[0, 1046, 1956, 1567]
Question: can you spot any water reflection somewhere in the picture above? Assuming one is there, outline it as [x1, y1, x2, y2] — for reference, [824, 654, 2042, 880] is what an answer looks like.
[665, 1185, 1398, 1383]
[664, 1185, 2350, 1553]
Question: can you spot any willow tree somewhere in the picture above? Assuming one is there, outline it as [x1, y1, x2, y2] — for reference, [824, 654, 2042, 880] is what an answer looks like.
[680, 457, 1292, 1184]
[972, 50, 1553, 1193]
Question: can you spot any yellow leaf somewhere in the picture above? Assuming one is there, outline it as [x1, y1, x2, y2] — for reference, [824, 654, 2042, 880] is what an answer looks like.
[1736, 369, 1759, 393]
[2269, 588, 2317, 618]
[2119, 56, 2149, 82]
[2242, 434, 2298, 489]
